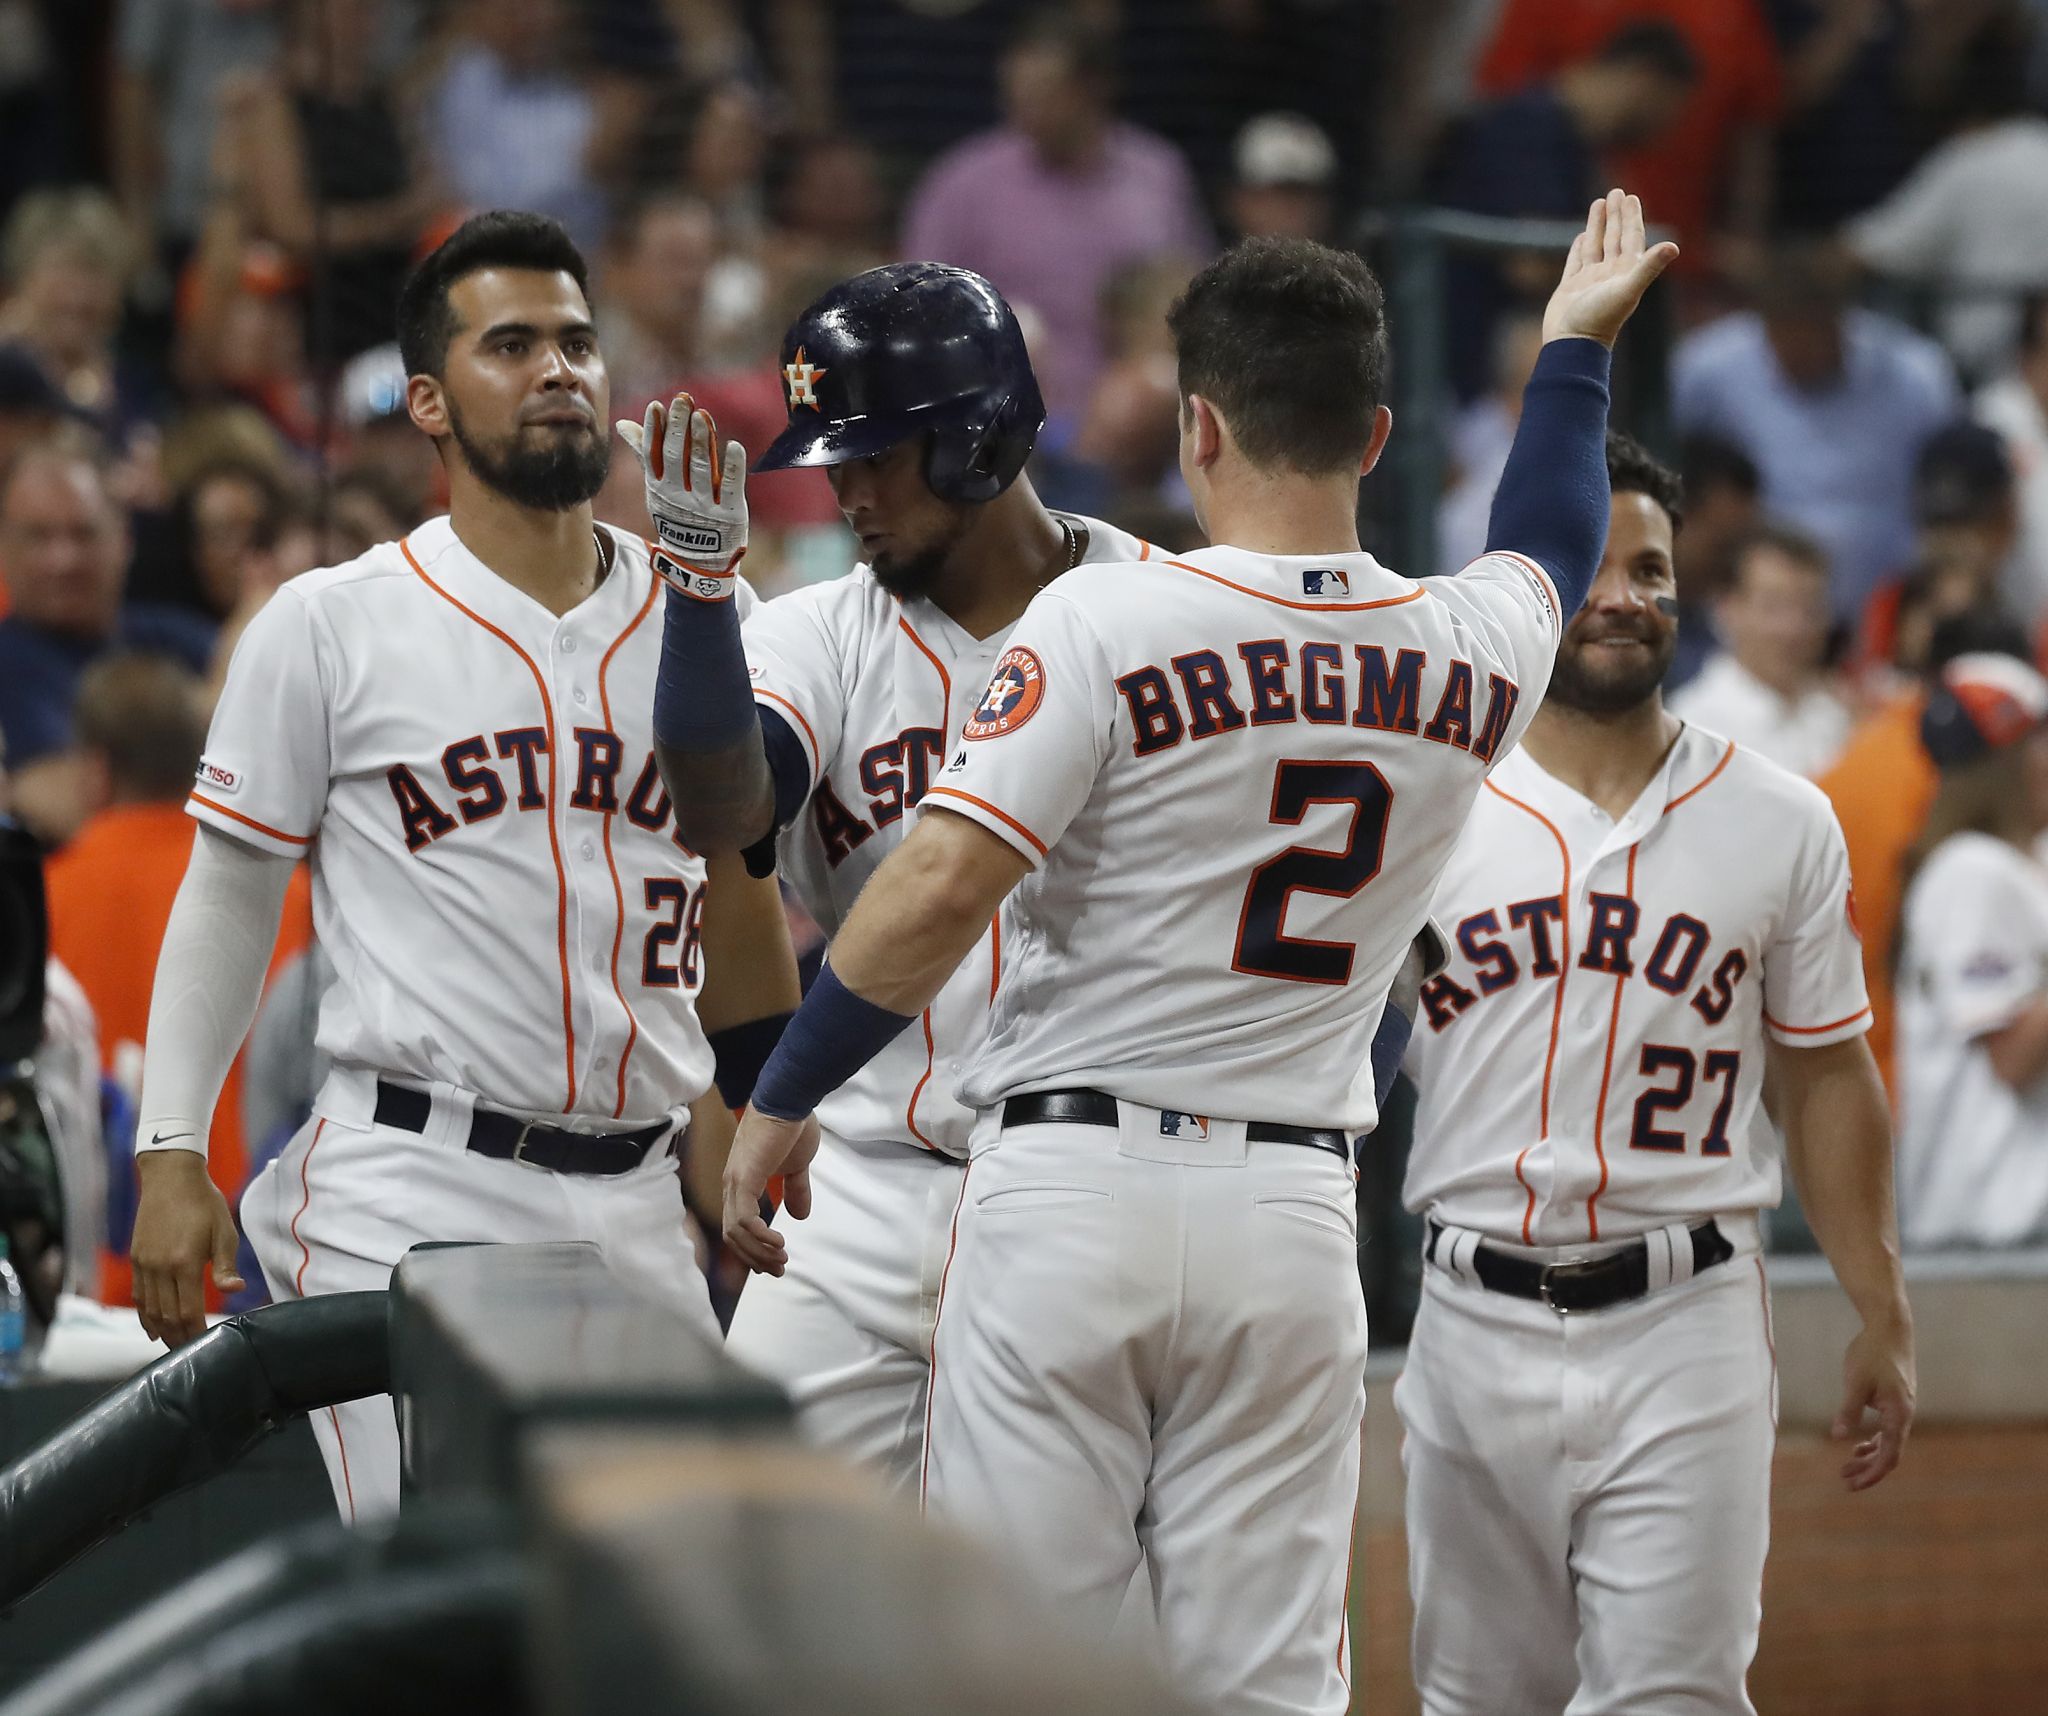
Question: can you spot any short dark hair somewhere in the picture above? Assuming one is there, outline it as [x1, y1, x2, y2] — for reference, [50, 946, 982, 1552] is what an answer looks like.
[1607, 431, 1684, 532]
[1679, 432, 1758, 502]
[73, 653, 208, 801]
[1730, 521, 1829, 588]
[1166, 238, 1388, 476]
[1597, 19, 1699, 86]
[1006, 7, 1115, 84]
[396, 211, 592, 380]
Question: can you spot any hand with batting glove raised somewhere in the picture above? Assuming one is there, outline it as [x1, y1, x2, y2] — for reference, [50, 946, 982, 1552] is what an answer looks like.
[722, 1104, 822, 1276]
[616, 391, 748, 601]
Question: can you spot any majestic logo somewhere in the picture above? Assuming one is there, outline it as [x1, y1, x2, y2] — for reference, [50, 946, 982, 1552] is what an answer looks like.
[1159, 1111, 1210, 1140]
[1302, 568, 1350, 598]
[963, 646, 1047, 739]
[783, 346, 828, 411]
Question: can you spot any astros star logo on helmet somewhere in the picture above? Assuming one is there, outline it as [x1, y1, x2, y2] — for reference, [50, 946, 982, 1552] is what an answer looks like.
[784, 347, 828, 411]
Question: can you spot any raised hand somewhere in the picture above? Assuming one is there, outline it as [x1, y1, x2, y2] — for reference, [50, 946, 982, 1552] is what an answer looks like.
[617, 390, 749, 601]
[1541, 189, 1681, 350]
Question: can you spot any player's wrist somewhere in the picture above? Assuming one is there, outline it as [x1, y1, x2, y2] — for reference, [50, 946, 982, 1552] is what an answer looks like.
[654, 550, 744, 603]
[136, 1134, 211, 1167]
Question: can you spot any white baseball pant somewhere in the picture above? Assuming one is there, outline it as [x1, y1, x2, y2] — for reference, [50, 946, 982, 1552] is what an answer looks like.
[722, 1129, 965, 1495]
[923, 1107, 1369, 1716]
[1394, 1234, 1776, 1716]
[242, 1075, 720, 1522]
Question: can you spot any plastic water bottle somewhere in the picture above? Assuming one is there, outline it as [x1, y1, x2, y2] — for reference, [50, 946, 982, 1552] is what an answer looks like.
[0, 1238, 26, 1382]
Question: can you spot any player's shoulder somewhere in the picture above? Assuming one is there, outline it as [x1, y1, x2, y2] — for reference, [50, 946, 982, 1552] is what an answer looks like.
[262, 535, 419, 623]
[1678, 724, 1844, 832]
[1914, 828, 2035, 895]
[747, 563, 894, 639]
[1048, 542, 1418, 620]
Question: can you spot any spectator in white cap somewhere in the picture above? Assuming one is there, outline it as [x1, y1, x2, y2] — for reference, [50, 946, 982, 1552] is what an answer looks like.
[1227, 113, 1338, 244]
[1895, 652, 2048, 1249]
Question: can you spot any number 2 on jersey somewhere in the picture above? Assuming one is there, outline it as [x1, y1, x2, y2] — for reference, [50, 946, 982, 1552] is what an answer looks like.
[1231, 759, 1393, 985]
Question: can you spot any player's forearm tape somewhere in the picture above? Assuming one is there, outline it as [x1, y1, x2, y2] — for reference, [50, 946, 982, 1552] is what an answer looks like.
[1485, 337, 1612, 616]
[749, 966, 916, 1121]
[708, 1012, 794, 1110]
[652, 584, 758, 752]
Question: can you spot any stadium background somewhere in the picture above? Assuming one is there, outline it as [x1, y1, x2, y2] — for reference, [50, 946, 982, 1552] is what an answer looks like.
[0, 0, 2044, 1708]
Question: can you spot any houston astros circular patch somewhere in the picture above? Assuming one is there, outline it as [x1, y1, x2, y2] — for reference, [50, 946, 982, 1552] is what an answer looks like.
[964, 646, 1047, 738]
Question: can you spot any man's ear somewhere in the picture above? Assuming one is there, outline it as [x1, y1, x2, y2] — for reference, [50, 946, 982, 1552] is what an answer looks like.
[1185, 393, 1224, 469]
[406, 373, 447, 440]
[1359, 405, 1394, 476]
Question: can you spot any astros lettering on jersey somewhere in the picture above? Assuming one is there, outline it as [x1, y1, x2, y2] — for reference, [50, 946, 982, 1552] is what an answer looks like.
[924, 543, 1563, 1134]
[1406, 726, 1871, 1244]
[741, 516, 1149, 1157]
[191, 517, 738, 1123]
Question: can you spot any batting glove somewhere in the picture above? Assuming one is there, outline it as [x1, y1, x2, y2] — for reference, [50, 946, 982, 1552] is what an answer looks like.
[616, 391, 748, 601]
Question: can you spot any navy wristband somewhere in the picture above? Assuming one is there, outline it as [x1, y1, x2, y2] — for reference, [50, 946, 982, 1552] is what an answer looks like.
[1485, 337, 1612, 616]
[708, 1012, 793, 1110]
[653, 584, 758, 752]
[750, 965, 917, 1120]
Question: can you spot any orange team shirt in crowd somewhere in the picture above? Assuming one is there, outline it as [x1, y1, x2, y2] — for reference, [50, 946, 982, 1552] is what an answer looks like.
[44, 801, 314, 1302]
[1476, 0, 1784, 267]
[1816, 692, 1937, 1098]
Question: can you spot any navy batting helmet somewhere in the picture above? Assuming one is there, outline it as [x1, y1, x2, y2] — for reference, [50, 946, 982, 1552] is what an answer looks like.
[754, 262, 1045, 505]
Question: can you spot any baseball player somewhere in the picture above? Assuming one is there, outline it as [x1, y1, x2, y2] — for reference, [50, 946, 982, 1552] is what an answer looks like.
[715, 193, 1675, 1715]
[619, 263, 1150, 1492]
[1395, 435, 1916, 1714]
[127, 212, 799, 1520]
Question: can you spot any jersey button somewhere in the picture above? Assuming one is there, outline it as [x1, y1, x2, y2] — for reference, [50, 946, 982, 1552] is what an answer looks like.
[573, 689, 589, 706]
[580, 839, 596, 860]
[594, 1055, 610, 1071]
[561, 636, 579, 654]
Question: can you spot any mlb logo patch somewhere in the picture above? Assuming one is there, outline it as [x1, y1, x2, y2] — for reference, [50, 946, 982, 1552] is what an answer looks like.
[1302, 568, 1350, 598]
[1159, 1111, 1210, 1141]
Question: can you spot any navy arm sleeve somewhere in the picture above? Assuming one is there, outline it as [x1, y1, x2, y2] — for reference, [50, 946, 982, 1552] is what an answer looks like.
[652, 590, 756, 751]
[759, 706, 812, 832]
[1483, 337, 1613, 616]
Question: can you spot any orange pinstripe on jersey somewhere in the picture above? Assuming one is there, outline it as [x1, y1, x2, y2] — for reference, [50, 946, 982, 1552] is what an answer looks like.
[1585, 845, 1641, 1240]
[1481, 778, 1574, 1244]
[402, 537, 580, 1109]
[1664, 738, 1736, 816]
[188, 793, 313, 844]
[597, 573, 662, 1117]
[921, 787, 1050, 858]
[1763, 1004, 1873, 1035]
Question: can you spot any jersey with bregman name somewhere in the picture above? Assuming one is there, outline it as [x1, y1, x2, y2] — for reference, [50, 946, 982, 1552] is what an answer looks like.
[932, 542, 1563, 1134]
[744, 515, 1147, 1159]
[1404, 726, 1870, 1245]
[192, 516, 739, 1125]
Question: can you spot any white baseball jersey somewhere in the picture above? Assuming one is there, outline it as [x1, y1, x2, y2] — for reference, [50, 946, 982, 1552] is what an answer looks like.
[1404, 725, 1870, 1245]
[930, 543, 1563, 1133]
[743, 515, 1148, 1159]
[1894, 831, 2048, 1247]
[192, 517, 741, 1125]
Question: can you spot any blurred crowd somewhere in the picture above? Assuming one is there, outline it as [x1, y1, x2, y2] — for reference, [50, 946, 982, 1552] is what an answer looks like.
[6, 0, 2048, 1311]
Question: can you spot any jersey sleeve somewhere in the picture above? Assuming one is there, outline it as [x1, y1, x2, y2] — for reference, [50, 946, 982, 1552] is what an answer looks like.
[187, 585, 331, 857]
[1913, 845, 2048, 1042]
[920, 589, 1117, 867]
[1761, 798, 1873, 1046]
[741, 588, 847, 801]
[1423, 554, 1560, 761]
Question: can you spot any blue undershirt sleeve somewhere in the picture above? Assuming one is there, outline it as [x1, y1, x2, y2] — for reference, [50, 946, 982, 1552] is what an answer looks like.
[1484, 337, 1613, 617]
[652, 589, 756, 752]
[758, 705, 812, 833]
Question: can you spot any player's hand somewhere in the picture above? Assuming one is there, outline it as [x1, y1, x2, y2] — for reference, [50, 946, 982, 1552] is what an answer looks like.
[1833, 1311, 1915, 1492]
[131, 1151, 244, 1347]
[616, 391, 749, 601]
[721, 1105, 822, 1276]
[1541, 189, 1680, 350]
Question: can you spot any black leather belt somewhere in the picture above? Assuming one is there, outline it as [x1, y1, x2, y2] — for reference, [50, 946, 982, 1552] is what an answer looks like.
[1001, 1088, 1349, 1160]
[373, 1080, 671, 1177]
[1428, 1217, 1735, 1314]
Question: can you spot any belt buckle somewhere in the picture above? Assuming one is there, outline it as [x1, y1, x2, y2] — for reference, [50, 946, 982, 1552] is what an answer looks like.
[510, 1120, 544, 1166]
[1537, 1256, 1602, 1316]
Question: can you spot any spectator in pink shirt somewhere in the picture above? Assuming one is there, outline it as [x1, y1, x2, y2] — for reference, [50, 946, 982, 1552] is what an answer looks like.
[901, 9, 1211, 429]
